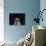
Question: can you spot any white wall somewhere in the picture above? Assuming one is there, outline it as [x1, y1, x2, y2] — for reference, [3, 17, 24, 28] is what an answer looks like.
[40, 0, 46, 26]
[0, 0, 4, 42]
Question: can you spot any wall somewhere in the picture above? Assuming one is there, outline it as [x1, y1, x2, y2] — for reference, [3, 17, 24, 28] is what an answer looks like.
[40, 0, 46, 26]
[0, 0, 4, 42]
[4, 0, 40, 42]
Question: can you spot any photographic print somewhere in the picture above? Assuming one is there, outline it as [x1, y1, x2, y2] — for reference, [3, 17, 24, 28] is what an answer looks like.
[9, 13, 25, 25]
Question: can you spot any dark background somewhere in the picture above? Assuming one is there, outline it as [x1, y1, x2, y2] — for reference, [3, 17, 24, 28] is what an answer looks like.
[9, 13, 25, 25]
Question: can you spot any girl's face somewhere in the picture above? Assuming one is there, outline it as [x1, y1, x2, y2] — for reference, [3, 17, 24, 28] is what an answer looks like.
[15, 18, 20, 22]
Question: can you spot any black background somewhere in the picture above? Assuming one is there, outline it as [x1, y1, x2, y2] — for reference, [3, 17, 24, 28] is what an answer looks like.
[9, 13, 25, 25]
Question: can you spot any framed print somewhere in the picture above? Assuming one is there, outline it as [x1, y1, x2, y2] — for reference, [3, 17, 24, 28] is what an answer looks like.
[9, 13, 25, 25]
